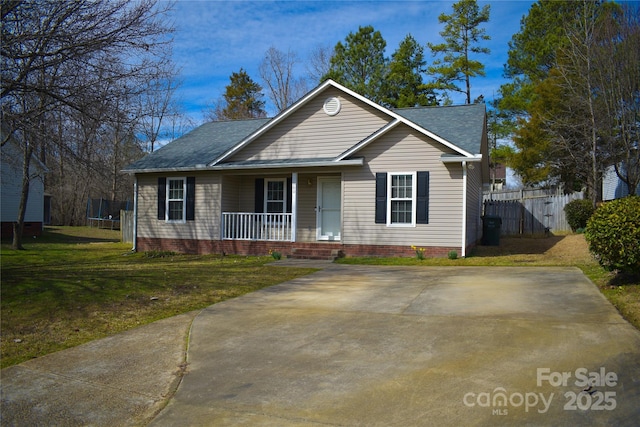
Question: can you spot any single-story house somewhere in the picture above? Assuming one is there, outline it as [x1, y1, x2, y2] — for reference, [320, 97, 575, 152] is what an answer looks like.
[1, 133, 48, 238]
[123, 80, 489, 258]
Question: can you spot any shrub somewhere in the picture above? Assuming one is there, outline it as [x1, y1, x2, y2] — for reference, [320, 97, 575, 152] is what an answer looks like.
[584, 196, 640, 274]
[564, 199, 595, 231]
[448, 250, 458, 260]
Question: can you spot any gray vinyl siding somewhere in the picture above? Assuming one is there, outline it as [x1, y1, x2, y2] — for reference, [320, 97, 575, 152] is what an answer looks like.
[221, 175, 240, 212]
[228, 87, 389, 162]
[342, 125, 464, 248]
[466, 164, 483, 249]
[136, 173, 221, 240]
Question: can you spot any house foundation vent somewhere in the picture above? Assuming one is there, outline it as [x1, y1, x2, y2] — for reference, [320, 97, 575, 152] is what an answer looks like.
[323, 97, 341, 116]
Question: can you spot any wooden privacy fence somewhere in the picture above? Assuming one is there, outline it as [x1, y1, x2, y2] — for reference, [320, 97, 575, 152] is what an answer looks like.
[121, 210, 133, 243]
[483, 191, 584, 236]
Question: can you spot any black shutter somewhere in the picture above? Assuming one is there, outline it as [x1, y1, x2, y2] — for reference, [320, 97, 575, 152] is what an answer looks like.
[375, 172, 387, 224]
[286, 177, 292, 213]
[157, 177, 166, 220]
[416, 171, 429, 224]
[186, 177, 195, 221]
[255, 178, 264, 213]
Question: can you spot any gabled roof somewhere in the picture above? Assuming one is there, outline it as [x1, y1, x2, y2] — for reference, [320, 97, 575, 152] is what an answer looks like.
[123, 118, 269, 172]
[123, 80, 487, 173]
[394, 103, 486, 155]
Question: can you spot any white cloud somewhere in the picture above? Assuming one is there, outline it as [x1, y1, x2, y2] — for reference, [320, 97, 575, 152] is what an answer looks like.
[167, 0, 534, 122]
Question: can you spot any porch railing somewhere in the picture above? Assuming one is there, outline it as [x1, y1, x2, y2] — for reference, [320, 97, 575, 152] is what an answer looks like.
[222, 212, 293, 241]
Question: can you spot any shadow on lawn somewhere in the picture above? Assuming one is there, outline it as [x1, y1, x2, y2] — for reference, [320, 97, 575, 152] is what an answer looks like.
[37, 227, 121, 244]
[470, 235, 567, 257]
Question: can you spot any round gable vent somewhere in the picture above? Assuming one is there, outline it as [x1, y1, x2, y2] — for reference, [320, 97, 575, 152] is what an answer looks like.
[323, 97, 341, 116]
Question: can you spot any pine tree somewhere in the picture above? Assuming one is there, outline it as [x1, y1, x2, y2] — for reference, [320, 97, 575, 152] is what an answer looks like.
[322, 25, 388, 103]
[385, 35, 437, 108]
[427, 0, 491, 104]
[217, 69, 267, 120]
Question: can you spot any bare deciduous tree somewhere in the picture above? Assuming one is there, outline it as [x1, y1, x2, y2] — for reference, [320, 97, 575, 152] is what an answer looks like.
[1, 0, 176, 248]
[259, 46, 308, 113]
[306, 44, 334, 84]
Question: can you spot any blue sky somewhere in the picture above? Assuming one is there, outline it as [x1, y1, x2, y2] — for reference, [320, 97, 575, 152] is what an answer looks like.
[168, 0, 535, 123]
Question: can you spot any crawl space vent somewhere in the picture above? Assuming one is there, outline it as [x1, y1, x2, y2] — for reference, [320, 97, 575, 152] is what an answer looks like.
[323, 97, 341, 116]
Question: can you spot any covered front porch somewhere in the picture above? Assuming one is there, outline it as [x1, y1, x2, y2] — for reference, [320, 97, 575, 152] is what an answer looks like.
[220, 172, 342, 243]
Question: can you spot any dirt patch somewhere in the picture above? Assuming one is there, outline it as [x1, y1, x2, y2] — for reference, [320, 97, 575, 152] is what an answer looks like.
[543, 234, 593, 264]
[471, 234, 594, 265]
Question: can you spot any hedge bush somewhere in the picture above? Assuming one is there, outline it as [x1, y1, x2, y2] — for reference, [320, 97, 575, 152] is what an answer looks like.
[564, 199, 595, 231]
[584, 196, 640, 274]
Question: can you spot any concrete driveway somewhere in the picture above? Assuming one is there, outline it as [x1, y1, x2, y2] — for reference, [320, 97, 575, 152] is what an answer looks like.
[150, 265, 640, 426]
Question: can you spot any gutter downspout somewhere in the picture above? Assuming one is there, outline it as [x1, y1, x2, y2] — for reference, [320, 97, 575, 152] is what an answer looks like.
[461, 161, 467, 258]
[132, 175, 138, 252]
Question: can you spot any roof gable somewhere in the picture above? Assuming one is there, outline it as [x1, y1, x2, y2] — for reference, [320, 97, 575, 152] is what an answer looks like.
[394, 104, 486, 155]
[123, 80, 487, 173]
[223, 86, 389, 163]
[212, 80, 484, 166]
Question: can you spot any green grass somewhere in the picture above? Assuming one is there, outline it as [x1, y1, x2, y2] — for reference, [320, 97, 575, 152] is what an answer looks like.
[1, 227, 316, 368]
[2, 230, 638, 369]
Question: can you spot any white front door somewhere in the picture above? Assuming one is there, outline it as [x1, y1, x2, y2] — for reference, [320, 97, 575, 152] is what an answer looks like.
[317, 177, 341, 241]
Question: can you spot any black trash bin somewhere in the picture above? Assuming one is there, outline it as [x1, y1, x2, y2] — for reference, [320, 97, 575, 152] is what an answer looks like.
[482, 215, 502, 246]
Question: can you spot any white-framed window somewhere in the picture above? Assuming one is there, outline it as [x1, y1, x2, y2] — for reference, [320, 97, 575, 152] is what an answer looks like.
[265, 178, 286, 213]
[388, 172, 416, 226]
[167, 177, 186, 222]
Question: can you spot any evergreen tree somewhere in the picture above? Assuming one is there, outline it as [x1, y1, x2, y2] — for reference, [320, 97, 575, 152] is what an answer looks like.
[499, 0, 577, 116]
[385, 35, 438, 108]
[427, 0, 491, 104]
[322, 25, 388, 103]
[500, 1, 639, 202]
[215, 69, 266, 120]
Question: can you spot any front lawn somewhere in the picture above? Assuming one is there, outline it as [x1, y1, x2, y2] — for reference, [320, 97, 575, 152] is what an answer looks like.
[2, 230, 637, 369]
[0, 227, 316, 368]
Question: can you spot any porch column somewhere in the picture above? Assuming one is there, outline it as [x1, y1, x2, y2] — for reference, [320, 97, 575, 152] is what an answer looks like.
[291, 172, 297, 242]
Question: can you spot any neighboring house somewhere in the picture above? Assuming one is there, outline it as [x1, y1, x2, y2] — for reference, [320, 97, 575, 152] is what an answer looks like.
[603, 163, 640, 201]
[123, 80, 489, 258]
[488, 163, 507, 191]
[1, 135, 47, 237]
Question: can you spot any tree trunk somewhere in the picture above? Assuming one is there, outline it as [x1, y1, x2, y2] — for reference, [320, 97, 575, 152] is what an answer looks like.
[12, 143, 34, 250]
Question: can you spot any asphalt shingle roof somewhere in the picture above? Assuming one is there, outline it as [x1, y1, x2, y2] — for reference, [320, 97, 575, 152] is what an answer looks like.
[123, 102, 485, 173]
[123, 118, 270, 171]
[394, 103, 486, 155]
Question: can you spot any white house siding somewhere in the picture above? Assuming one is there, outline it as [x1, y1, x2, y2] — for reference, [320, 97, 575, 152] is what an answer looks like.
[342, 125, 464, 248]
[603, 164, 640, 200]
[136, 173, 220, 241]
[0, 142, 45, 224]
[227, 87, 389, 162]
[465, 163, 483, 250]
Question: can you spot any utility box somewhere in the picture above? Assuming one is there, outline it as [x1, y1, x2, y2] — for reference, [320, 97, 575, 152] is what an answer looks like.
[482, 216, 502, 246]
